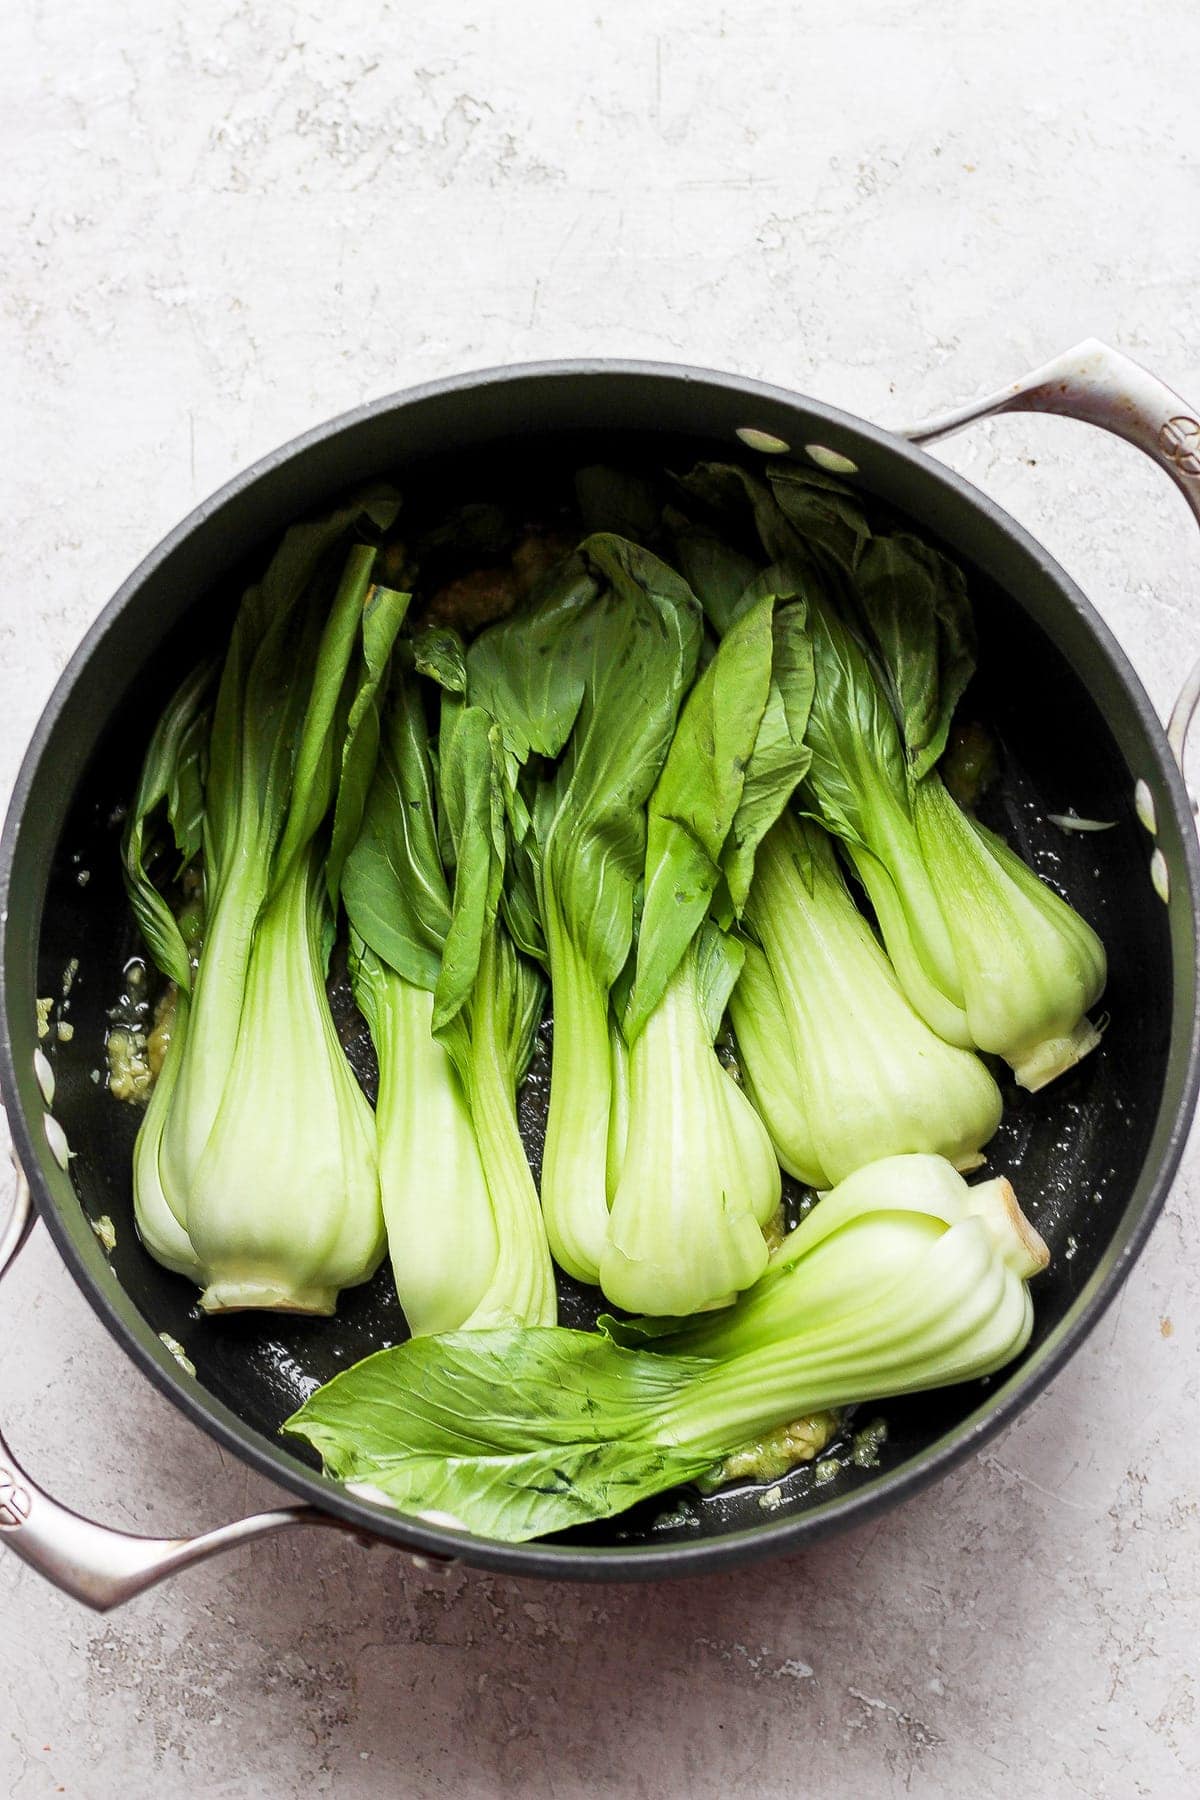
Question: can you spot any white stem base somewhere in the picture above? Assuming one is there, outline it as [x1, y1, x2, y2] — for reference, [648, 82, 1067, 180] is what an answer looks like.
[199, 1282, 338, 1317]
[1010, 1016, 1103, 1092]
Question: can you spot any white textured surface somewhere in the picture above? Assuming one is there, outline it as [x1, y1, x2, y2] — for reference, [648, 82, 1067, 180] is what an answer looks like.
[3, 4, 1200, 1795]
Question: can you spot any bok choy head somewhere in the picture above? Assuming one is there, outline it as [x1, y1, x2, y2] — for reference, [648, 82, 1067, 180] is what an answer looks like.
[284, 1153, 1049, 1544]
[674, 463, 1106, 1088]
[122, 495, 409, 1313]
[465, 536, 703, 1285]
[602, 576, 814, 1315]
[341, 663, 556, 1331]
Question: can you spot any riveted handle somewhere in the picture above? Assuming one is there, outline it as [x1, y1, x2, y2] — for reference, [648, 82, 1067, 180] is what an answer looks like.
[902, 337, 1200, 800]
[0, 1161, 359, 1611]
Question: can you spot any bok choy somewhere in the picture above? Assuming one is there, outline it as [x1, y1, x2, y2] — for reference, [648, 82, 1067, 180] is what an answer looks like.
[341, 669, 556, 1331]
[675, 465, 1107, 1089]
[465, 536, 703, 1285]
[602, 578, 813, 1314]
[284, 1153, 1049, 1543]
[122, 497, 407, 1313]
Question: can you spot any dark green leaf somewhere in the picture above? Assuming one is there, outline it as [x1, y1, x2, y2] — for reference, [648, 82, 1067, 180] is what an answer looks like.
[341, 667, 452, 994]
[272, 544, 380, 888]
[801, 590, 908, 852]
[121, 659, 216, 993]
[326, 582, 412, 906]
[433, 700, 506, 1032]
[536, 535, 703, 990]
[626, 591, 775, 1033]
[575, 466, 662, 544]
[361, 488, 403, 535]
[204, 492, 397, 886]
[766, 463, 871, 577]
[465, 555, 601, 760]
[718, 584, 815, 917]
[412, 624, 468, 695]
[675, 462, 799, 570]
[853, 535, 976, 780]
[668, 516, 761, 637]
[165, 688, 213, 872]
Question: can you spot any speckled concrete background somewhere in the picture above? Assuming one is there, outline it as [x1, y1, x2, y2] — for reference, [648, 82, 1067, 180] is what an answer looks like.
[2, 3, 1199, 1795]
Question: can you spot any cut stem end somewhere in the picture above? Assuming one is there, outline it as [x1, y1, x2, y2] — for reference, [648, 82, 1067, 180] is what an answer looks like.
[967, 1176, 1051, 1279]
[1010, 1016, 1104, 1092]
[199, 1281, 339, 1317]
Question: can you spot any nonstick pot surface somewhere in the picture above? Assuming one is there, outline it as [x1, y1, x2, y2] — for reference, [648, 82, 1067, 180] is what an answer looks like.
[5, 378, 1197, 1578]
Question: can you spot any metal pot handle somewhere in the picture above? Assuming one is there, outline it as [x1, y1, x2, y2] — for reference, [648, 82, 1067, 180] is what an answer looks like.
[0, 1162, 363, 1611]
[901, 337, 1200, 792]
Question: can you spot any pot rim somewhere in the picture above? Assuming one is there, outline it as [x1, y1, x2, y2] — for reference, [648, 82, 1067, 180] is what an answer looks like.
[3, 356, 1198, 1581]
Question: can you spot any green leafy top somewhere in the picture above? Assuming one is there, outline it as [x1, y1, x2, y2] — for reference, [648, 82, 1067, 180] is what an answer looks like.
[718, 570, 814, 911]
[850, 535, 976, 781]
[123, 492, 405, 996]
[121, 659, 215, 994]
[672, 461, 979, 821]
[625, 571, 813, 1037]
[465, 554, 601, 762]
[536, 536, 702, 979]
[669, 514, 762, 639]
[340, 664, 452, 998]
[411, 623, 468, 696]
[202, 493, 399, 898]
[464, 534, 703, 999]
[322, 577, 413, 904]
[340, 665, 543, 1085]
[765, 462, 871, 578]
[434, 697, 508, 1033]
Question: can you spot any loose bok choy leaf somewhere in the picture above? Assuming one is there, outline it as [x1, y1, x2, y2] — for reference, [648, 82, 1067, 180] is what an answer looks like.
[123, 496, 407, 1313]
[675, 463, 1107, 1088]
[729, 813, 1002, 1189]
[465, 535, 703, 1285]
[340, 666, 555, 1331]
[284, 1154, 1049, 1544]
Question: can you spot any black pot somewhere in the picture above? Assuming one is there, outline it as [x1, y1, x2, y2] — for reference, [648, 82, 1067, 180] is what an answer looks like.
[2, 339, 1198, 1607]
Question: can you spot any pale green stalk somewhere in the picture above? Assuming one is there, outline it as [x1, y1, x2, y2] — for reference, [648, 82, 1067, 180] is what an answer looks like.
[131, 991, 202, 1280]
[912, 775, 1106, 1087]
[657, 1220, 1033, 1453]
[367, 963, 497, 1337]
[539, 888, 613, 1283]
[458, 931, 557, 1328]
[187, 848, 383, 1314]
[602, 939, 779, 1316]
[732, 815, 1002, 1187]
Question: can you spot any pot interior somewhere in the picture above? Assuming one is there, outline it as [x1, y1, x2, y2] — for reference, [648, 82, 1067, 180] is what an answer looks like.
[9, 399, 1191, 1565]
